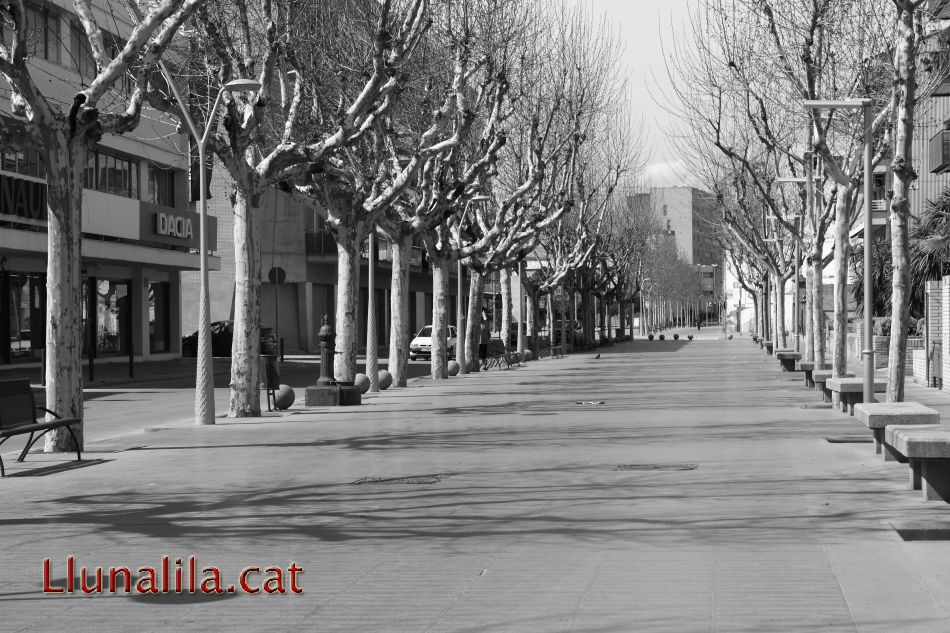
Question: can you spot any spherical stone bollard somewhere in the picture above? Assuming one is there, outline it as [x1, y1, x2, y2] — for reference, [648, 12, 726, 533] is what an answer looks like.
[354, 373, 371, 394]
[688, 334, 694, 340]
[524, 350, 534, 361]
[659, 334, 666, 341]
[275, 384, 295, 410]
[447, 360, 460, 376]
[648, 334, 654, 341]
[673, 333, 680, 340]
[728, 334, 734, 340]
[378, 369, 393, 390]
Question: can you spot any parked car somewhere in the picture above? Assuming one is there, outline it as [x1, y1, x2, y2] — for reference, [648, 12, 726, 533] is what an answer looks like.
[10, 330, 31, 358]
[409, 325, 457, 361]
[181, 320, 277, 357]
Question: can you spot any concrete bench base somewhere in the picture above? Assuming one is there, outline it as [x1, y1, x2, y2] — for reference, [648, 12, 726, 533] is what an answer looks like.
[885, 425, 950, 502]
[763, 341, 774, 355]
[813, 370, 854, 402]
[775, 350, 802, 372]
[798, 362, 832, 388]
[825, 377, 887, 415]
[854, 402, 940, 459]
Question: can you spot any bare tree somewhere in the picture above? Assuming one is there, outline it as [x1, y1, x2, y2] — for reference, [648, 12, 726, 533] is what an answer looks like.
[0, 0, 204, 450]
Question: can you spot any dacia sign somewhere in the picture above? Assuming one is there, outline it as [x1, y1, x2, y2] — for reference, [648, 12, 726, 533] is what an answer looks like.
[156, 212, 194, 239]
[139, 202, 215, 250]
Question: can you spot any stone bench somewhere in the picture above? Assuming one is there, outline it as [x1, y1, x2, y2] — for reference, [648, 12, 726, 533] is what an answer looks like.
[774, 350, 801, 372]
[813, 370, 854, 401]
[884, 425, 950, 502]
[762, 340, 774, 355]
[798, 362, 832, 388]
[826, 377, 886, 415]
[854, 402, 940, 458]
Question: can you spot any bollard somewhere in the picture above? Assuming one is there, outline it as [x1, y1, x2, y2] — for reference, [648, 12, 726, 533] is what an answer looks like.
[316, 315, 334, 387]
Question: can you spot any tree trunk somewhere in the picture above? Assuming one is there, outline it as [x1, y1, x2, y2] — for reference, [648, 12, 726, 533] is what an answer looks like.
[812, 245, 826, 367]
[465, 270, 484, 370]
[546, 291, 555, 345]
[334, 231, 362, 383]
[887, 2, 917, 402]
[500, 268, 512, 351]
[229, 188, 263, 417]
[774, 271, 787, 349]
[561, 287, 568, 347]
[430, 257, 449, 379]
[804, 259, 814, 363]
[44, 139, 86, 452]
[750, 290, 759, 338]
[388, 233, 411, 387]
[831, 193, 852, 377]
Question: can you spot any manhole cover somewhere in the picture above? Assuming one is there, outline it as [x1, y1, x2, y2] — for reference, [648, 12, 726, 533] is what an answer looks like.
[615, 463, 698, 471]
[353, 474, 442, 485]
[824, 436, 873, 444]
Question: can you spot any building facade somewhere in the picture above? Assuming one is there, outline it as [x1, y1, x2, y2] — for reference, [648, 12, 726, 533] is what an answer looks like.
[0, 0, 210, 366]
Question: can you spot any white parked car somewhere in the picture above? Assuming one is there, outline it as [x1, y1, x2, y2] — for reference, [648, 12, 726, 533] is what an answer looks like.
[409, 325, 458, 361]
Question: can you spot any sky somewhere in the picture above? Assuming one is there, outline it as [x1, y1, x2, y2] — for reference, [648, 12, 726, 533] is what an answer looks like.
[578, 0, 695, 188]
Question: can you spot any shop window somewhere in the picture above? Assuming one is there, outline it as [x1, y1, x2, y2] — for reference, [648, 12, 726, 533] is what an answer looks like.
[148, 282, 170, 353]
[2, 273, 44, 364]
[82, 279, 130, 356]
[147, 164, 175, 207]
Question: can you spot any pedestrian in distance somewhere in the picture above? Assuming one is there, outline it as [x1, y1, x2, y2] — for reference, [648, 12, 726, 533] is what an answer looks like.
[478, 310, 491, 370]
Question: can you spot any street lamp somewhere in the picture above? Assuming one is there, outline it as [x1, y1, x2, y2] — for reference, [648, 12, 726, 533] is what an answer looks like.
[804, 98, 873, 405]
[456, 195, 491, 373]
[159, 72, 262, 424]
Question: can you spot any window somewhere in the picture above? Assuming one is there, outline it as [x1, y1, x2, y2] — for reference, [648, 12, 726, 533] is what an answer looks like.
[0, 148, 46, 179]
[25, 4, 60, 63]
[69, 22, 96, 79]
[82, 149, 140, 200]
[147, 164, 175, 207]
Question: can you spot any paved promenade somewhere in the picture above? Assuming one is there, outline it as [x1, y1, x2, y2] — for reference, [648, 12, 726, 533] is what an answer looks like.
[4, 335, 950, 632]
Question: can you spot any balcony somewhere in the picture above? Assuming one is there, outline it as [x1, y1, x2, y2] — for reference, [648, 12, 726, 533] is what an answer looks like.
[930, 129, 950, 174]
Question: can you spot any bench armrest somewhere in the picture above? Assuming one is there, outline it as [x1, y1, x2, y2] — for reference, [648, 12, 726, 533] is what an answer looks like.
[36, 407, 61, 419]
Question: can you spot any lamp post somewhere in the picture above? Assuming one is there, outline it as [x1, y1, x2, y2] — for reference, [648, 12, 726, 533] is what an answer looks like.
[157, 68, 261, 424]
[457, 195, 491, 373]
[804, 98, 874, 404]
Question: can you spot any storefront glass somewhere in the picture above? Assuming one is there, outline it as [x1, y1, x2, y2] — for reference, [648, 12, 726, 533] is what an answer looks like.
[82, 278, 130, 356]
[2, 272, 44, 364]
[148, 281, 170, 353]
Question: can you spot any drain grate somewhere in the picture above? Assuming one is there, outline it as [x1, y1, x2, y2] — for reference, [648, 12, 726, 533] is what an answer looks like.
[575, 401, 605, 405]
[353, 474, 442, 485]
[615, 463, 698, 471]
[824, 436, 873, 444]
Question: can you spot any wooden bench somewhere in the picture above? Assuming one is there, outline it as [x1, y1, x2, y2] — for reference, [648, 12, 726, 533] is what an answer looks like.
[0, 378, 81, 477]
[826, 377, 886, 415]
[774, 350, 801, 372]
[813, 370, 854, 401]
[884, 425, 950, 502]
[854, 402, 939, 458]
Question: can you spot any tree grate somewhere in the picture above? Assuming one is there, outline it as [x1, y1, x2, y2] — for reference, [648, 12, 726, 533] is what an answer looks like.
[353, 474, 442, 485]
[615, 463, 698, 471]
